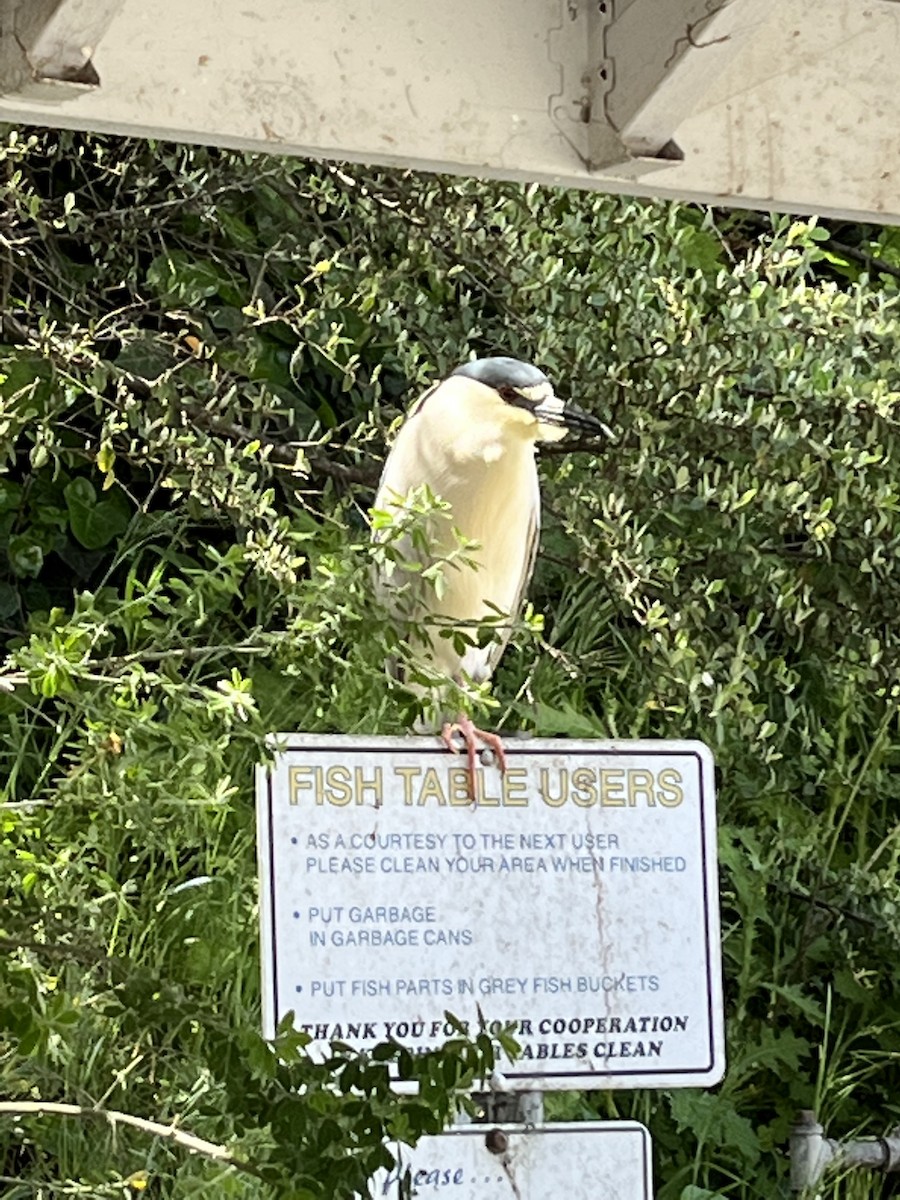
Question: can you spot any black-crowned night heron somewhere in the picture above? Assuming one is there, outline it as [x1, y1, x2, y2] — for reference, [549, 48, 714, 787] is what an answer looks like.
[373, 356, 610, 794]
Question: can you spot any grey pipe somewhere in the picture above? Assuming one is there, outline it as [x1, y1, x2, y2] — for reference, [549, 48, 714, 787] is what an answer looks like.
[791, 1110, 900, 1191]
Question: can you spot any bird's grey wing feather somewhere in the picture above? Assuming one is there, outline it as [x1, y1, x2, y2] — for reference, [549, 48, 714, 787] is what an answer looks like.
[484, 485, 540, 677]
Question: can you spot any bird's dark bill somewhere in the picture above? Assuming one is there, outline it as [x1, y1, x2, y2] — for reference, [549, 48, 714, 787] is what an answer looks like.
[563, 404, 614, 438]
[535, 399, 613, 439]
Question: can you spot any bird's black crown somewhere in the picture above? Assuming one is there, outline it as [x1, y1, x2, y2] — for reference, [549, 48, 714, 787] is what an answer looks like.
[452, 356, 549, 391]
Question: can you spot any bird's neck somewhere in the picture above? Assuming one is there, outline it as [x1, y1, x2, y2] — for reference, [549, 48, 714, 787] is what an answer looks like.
[452, 422, 533, 467]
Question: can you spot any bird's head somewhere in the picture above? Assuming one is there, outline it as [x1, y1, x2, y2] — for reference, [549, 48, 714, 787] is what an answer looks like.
[451, 357, 612, 443]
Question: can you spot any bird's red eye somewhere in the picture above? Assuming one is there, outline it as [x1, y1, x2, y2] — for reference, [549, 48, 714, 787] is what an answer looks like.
[499, 386, 518, 403]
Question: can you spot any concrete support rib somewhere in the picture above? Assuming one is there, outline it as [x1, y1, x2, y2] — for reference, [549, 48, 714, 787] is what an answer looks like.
[7, 0, 124, 85]
[603, 0, 776, 159]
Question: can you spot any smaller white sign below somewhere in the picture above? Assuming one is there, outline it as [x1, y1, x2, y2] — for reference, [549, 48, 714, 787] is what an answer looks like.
[369, 1122, 652, 1200]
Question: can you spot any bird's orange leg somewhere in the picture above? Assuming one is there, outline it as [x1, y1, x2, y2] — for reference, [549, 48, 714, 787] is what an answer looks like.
[441, 715, 508, 800]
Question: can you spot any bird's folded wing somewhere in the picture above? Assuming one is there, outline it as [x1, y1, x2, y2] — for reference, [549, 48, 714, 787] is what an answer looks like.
[484, 478, 540, 676]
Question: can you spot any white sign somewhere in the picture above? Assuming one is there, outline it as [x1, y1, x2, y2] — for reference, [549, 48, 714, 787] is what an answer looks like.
[369, 1122, 652, 1199]
[257, 736, 724, 1089]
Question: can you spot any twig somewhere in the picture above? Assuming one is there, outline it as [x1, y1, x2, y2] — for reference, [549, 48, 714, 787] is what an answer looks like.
[0, 640, 261, 694]
[824, 239, 900, 283]
[308, 451, 379, 487]
[0, 318, 377, 489]
[104, 639, 272, 668]
[0, 1176, 119, 1195]
[538, 437, 611, 456]
[778, 887, 877, 929]
[189, 410, 379, 486]
[0, 1100, 265, 1180]
[0, 937, 110, 965]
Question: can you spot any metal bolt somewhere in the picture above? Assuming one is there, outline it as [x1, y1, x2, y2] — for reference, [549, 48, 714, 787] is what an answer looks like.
[480, 748, 495, 767]
[485, 1129, 508, 1155]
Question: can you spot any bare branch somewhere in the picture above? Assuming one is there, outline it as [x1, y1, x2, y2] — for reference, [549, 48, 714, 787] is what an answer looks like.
[189, 409, 379, 487]
[824, 239, 900, 283]
[0, 1100, 266, 1180]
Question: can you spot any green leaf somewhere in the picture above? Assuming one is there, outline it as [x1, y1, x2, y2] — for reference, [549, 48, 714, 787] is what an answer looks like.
[678, 226, 723, 273]
[146, 249, 235, 307]
[668, 1092, 760, 1165]
[116, 336, 175, 381]
[0, 581, 18, 618]
[728, 1027, 810, 1084]
[0, 480, 22, 513]
[7, 534, 43, 577]
[64, 477, 130, 549]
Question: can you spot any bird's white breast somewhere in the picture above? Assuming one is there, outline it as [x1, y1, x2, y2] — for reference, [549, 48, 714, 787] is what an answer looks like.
[375, 377, 541, 682]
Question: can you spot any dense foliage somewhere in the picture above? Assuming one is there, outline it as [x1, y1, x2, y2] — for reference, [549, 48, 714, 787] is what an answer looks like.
[1, 127, 900, 1197]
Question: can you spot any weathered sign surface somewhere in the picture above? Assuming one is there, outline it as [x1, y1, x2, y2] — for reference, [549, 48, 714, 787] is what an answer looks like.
[369, 1122, 652, 1199]
[257, 735, 724, 1089]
